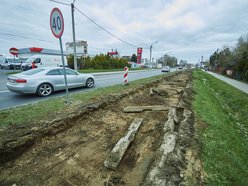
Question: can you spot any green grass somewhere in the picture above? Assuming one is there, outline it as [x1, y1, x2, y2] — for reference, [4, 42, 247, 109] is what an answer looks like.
[6, 68, 145, 75]
[193, 70, 248, 185]
[0, 73, 166, 128]
[79, 68, 146, 73]
[7, 71, 22, 75]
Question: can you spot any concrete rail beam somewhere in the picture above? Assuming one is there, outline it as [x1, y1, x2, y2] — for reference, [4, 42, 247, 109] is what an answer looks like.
[123, 106, 168, 113]
[104, 118, 143, 170]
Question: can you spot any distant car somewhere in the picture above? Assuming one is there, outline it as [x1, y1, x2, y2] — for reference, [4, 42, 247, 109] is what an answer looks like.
[6, 67, 95, 96]
[1, 58, 20, 69]
[161, 66, 170, 72]
[9, 59, 22, 70]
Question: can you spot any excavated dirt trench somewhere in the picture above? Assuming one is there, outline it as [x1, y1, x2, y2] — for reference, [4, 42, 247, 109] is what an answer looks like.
[0, 71, 198, 186]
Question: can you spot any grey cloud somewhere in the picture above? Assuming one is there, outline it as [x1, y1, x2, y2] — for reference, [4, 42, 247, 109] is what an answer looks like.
[0, 0, 247, 62]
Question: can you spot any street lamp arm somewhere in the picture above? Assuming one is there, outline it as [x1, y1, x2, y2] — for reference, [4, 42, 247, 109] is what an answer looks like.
[149, 41, 158, 68]
[152, 41, 158, 46]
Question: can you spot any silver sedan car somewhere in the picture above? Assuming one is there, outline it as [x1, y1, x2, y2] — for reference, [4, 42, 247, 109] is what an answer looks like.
[6, 67, 95, 96]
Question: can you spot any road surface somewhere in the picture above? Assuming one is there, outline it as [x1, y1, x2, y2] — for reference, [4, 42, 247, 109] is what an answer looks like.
[0, 69, 171, 110]
[207, 71, 248, 94]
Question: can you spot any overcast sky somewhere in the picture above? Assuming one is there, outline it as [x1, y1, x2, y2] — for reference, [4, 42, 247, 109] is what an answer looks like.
[0, 0, 248, 63]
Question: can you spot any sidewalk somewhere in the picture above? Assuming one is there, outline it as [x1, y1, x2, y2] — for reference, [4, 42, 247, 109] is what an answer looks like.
[207, 71, 248, 94]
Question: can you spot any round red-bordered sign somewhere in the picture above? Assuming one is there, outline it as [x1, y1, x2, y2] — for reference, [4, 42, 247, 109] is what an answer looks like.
[9, 47, 19, 56]
[50, 8, 64, 38]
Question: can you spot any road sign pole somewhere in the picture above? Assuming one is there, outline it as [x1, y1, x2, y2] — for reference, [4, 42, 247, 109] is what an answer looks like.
[50, 7, 69, 103]
[59, 37, 69, 102]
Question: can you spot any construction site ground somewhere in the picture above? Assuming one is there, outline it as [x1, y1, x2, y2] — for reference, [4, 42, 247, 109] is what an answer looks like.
[0, 71, 203, 186]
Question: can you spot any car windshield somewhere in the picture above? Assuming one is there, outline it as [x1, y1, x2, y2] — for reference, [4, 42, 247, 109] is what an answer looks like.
[19, 58, 28, 63]
[6, 59, 19, 63]
[21, 68, 45, 75]
[25, 57, 36, 63]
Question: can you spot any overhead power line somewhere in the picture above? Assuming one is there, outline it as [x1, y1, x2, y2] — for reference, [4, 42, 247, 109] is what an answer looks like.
[49, 0, 145, 49]
[49, 0, 70, 6]
[74, 7, 140, 48]
[0, 32, 57, 44]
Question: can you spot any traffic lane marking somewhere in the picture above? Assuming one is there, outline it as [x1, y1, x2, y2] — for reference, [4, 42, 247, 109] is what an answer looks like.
[0, 90, 10, 93]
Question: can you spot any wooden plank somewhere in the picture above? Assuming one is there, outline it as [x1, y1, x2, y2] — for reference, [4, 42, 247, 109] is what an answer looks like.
[104, 118, 143, 170]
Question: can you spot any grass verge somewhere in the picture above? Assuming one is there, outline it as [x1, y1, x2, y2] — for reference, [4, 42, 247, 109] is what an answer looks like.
[0, 73, 166, 128]
[193, 70, 248, 185]
[79, 68, 146, 73]
[6, 68, 146, 75]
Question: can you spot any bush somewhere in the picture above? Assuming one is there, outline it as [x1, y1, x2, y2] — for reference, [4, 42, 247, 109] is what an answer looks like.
[67, 54, 130, 70]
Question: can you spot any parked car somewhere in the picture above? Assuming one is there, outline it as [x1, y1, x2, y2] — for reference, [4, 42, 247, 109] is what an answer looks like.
[6, 67, 95, 96]
[161, 66, 170, 72]
[9, 59, 22, 69]
[0, 56, 20, 69]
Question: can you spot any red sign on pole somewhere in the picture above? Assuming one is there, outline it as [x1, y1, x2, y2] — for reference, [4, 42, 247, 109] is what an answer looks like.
[9, 47, 19, 56]
[137, 47, 142, 64]
[108, 51, 118, 56]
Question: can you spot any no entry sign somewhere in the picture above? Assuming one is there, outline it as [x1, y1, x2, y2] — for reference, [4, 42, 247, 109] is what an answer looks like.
[50, 8, 64, 38]
[9, 47, 19, 56]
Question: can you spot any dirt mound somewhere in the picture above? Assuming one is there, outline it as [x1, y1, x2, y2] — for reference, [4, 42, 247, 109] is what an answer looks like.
[0, 71, 201, 185]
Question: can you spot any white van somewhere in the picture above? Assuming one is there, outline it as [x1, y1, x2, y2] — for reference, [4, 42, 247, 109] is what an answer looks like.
[21, 55, 68, 70]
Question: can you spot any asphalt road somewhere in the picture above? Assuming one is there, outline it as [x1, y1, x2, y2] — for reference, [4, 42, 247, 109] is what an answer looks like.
[207, 71, 248, 94]
[0, 69, 168, 110]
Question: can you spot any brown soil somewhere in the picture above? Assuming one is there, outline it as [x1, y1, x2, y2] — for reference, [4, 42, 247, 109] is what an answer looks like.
[0, 71, 202, 186]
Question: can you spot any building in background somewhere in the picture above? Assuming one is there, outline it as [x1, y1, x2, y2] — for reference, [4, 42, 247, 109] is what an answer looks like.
[66, 40, 88, 57]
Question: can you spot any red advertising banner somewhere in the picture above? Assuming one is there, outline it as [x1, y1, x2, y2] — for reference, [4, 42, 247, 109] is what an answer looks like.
[137, 47, 142, 64]
[108, 51, 118, 55]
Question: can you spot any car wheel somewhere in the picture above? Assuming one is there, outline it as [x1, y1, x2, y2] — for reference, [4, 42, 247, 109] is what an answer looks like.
[37, 83, 53, 97]
[86, 78, 94, 88]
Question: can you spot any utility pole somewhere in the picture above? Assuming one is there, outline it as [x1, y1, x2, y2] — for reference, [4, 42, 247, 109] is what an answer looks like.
[149, 41, 158, 68]
[149, 45, 152, 68]
[71, 1, 77, 70]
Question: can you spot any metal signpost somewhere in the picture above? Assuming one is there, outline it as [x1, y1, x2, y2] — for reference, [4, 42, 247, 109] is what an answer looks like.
[9, 47, 19, 70]
[50, 7, 69, 102]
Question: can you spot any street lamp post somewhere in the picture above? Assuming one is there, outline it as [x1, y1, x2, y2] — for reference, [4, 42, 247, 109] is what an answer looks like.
[149, 41, 158, 68]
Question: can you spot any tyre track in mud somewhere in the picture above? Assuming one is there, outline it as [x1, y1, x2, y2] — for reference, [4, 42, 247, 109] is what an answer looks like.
[0, 71, 195, 186]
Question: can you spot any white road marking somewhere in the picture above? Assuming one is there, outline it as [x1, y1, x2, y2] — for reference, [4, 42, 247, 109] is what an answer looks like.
[0, 90, 9, 93]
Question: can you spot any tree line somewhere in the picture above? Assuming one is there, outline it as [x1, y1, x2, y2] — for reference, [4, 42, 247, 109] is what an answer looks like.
[67, 54, 131, 70]
[209, 34, 248, 82]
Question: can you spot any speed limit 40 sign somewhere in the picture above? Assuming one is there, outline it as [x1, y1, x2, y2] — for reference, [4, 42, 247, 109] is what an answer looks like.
[50, 7, 70, 102]
[50, 8, 64, 38]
